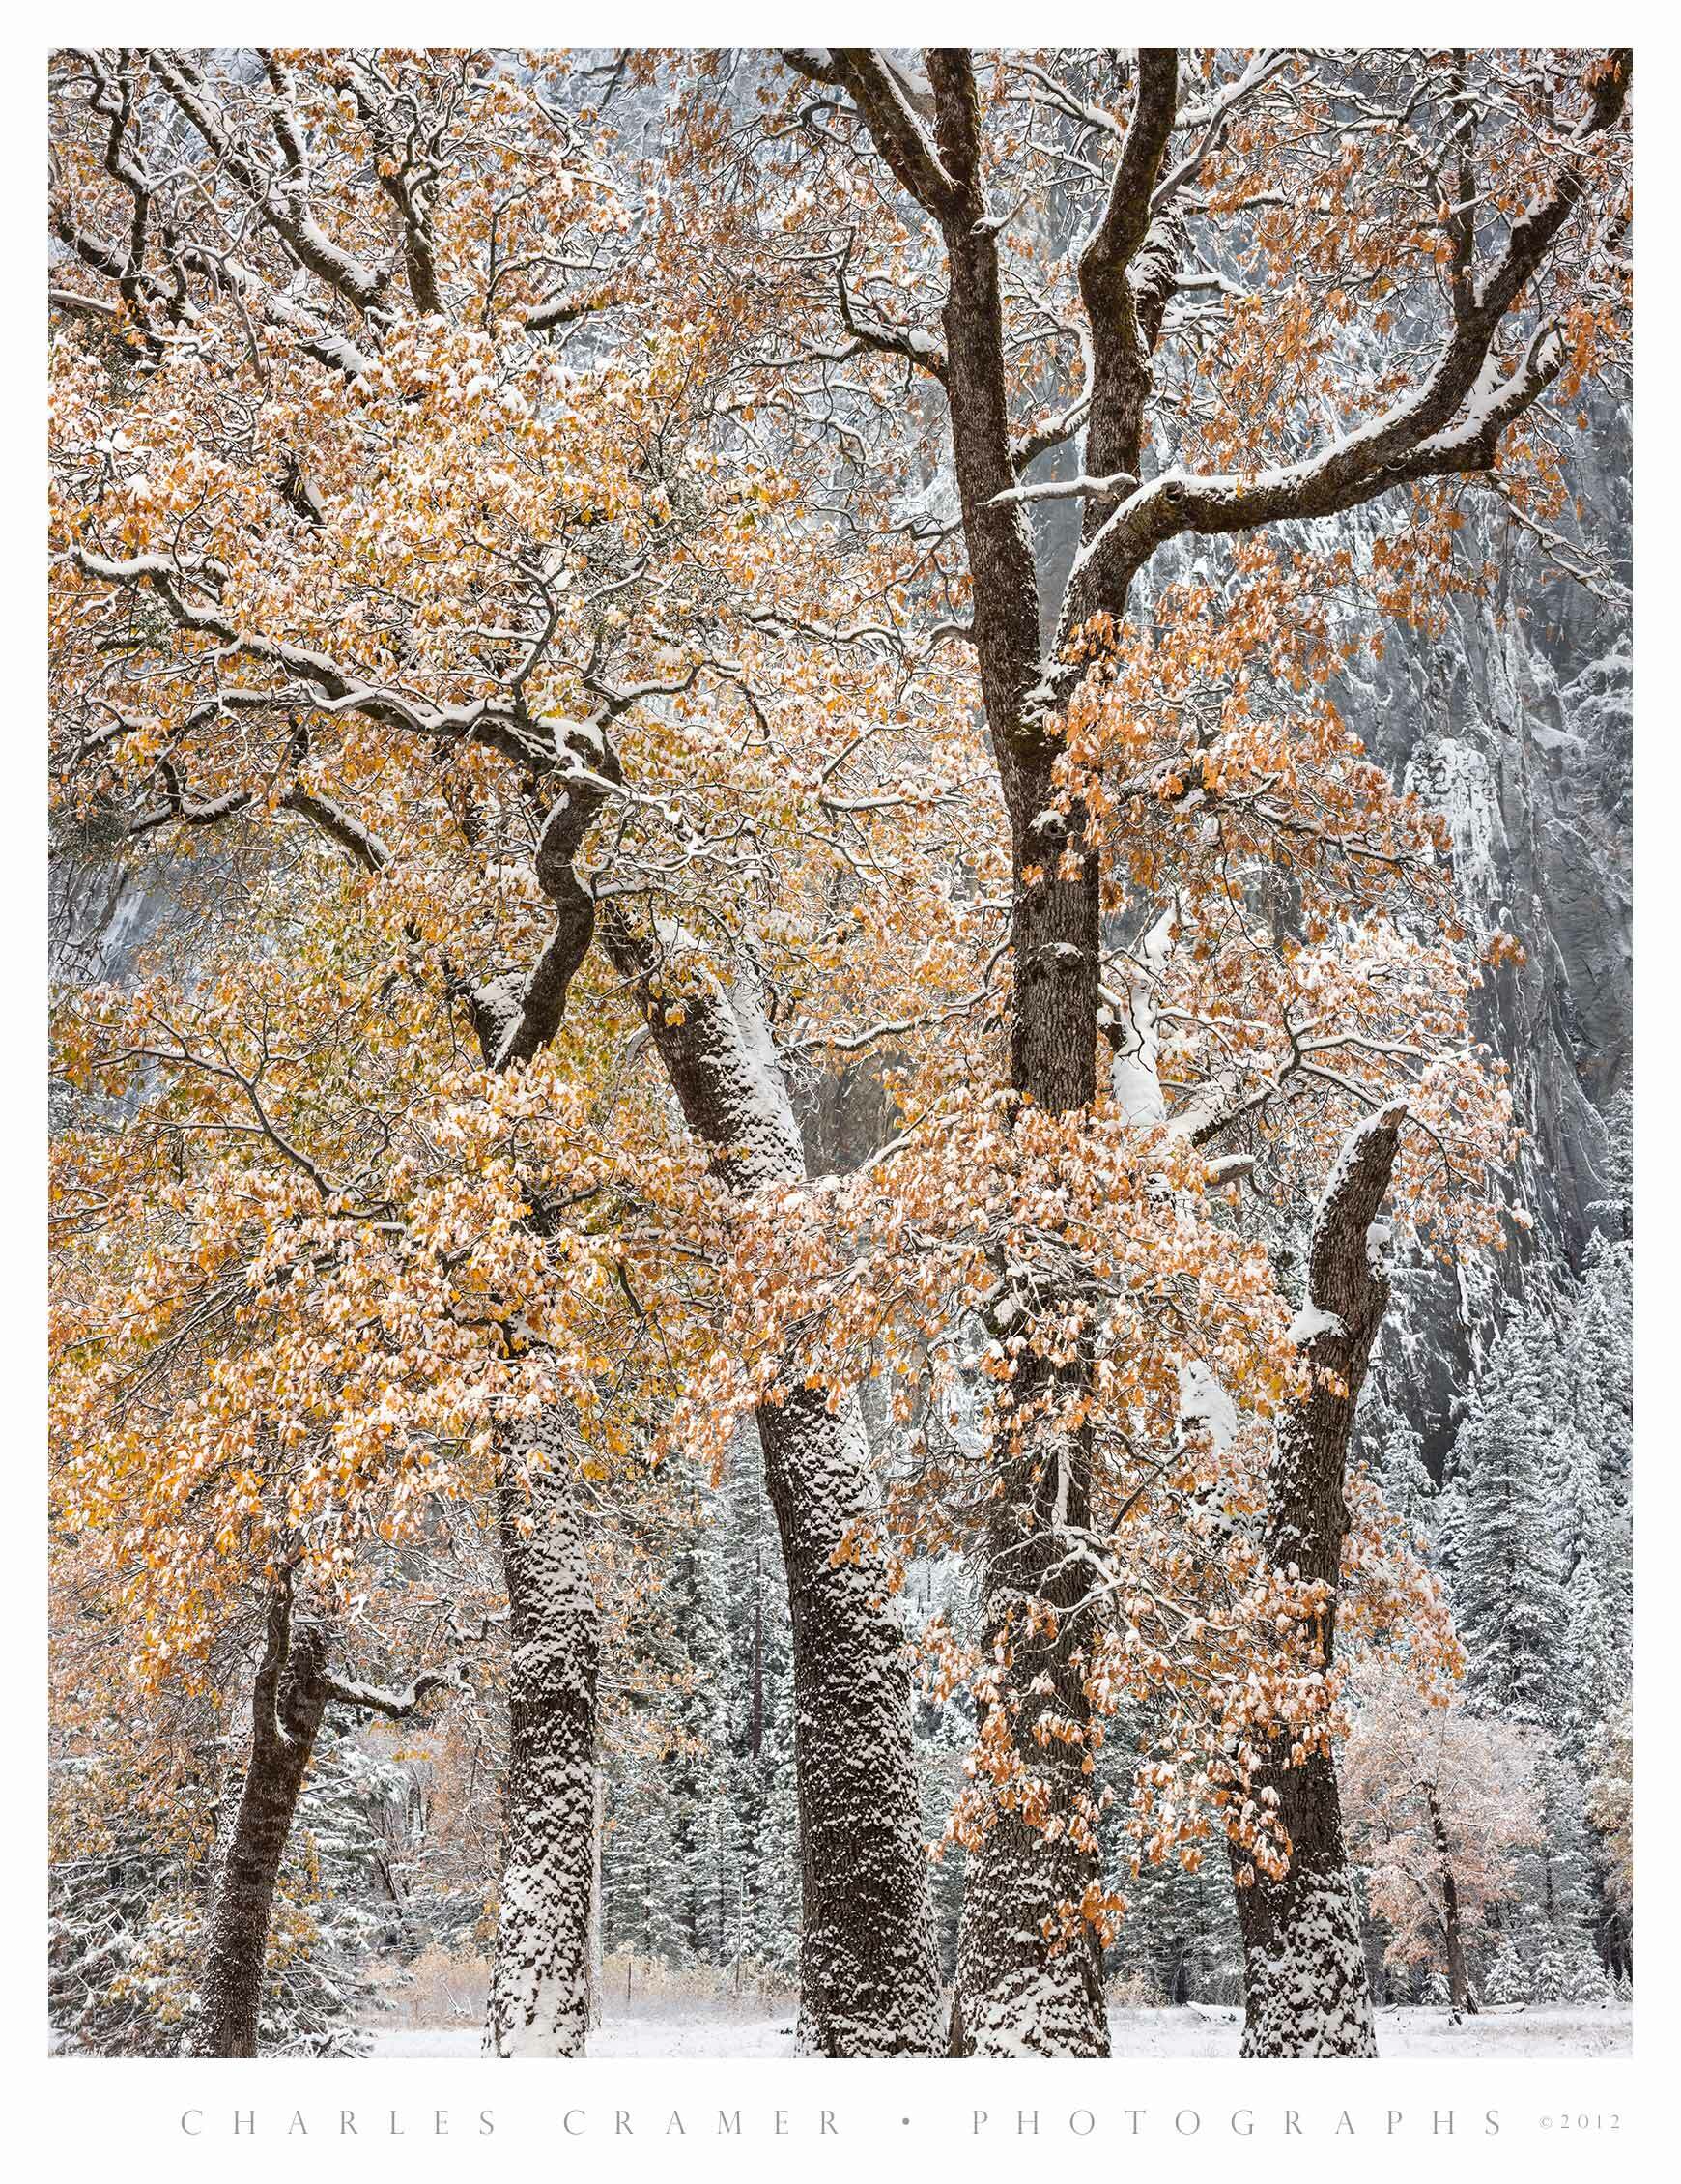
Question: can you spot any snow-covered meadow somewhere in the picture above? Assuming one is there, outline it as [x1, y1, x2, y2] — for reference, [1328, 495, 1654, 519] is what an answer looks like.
[364, 2004, 1632, 2061]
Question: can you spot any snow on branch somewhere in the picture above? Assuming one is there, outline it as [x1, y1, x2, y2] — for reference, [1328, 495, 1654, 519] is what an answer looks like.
[320, 1659, 473, 1722]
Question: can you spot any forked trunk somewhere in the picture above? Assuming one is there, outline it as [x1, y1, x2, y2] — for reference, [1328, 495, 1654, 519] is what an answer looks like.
[189, 1590, 330, 2057]
[486, 1427, 600, 2056]
[1229, 1105, 1405, 2058]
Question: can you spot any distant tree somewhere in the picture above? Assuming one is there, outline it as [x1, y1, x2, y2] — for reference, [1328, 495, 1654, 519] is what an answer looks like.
[1585, 1695, 1633, 1976]
[1439, 1313, 1570, 1726]
[1342, 1667, 1542, 2013]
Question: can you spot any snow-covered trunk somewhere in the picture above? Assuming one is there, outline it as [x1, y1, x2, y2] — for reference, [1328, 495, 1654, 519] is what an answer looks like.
[587, 1769, 605, 2031]
[1230, 1720, 1375, 2056]
[189, 1591, 330, 2057]
[600, 908, 944, 2056]
[950, 746, 1111, 2058]
[757, 1384, 944, 2054]
[951, 1396, 1110, 2056]
[466, 841, 608, 2060]
[485, 1433, 599, 2058]
[1229, 1105, 1404, 2058]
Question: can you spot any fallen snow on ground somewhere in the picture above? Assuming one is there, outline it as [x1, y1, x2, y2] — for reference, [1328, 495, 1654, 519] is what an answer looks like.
[364, 2004, 1631, 2060]
[1106, 2005, 1631, 2059]
[370, 2012, 798, 2059]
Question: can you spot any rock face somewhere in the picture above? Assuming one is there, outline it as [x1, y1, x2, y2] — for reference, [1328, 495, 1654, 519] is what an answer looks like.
[49, 837, 179, 985]
[1339, 419, 1632, 1472]
[1364, 552, 1632, 1266]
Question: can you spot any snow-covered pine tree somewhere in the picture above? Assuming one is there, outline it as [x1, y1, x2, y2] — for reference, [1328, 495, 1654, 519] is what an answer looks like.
[1426, 1212, 1633, 1996]
[719, 1427, 802, 1986]
[663, 1498, 732, 1965]
[270, 1723, 413, 2054]
[1585, 1696, 1634, 1979]
[1555, 1431, 1625, 1760]
[1585, 1089, 1633, 1245]
[905, 1552, 977, 1985]
[1560, 1235, 1634, 1631]
[1500, 1748, 1610, 2004]
[1481, 1931, 1532, 2007]
[1355, 1368, 1438, 1546]
[48, 1768, 210, 2056]
[1440, 1312, 1571, 1726]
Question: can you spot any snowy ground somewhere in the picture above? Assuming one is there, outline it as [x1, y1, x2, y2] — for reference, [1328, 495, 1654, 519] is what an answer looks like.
[365, 2004, 1631, 2060]
[370, 2012, 798, 2059]
[1108, 2004, 1631, 2059]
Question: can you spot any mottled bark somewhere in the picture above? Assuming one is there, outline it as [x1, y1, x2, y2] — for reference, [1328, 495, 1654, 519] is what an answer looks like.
[188, 1581, 471, 2057]
[950, 737, 1109, 2055]
[951, 1388, 1110, 2055]
[601, 906, 944, 2055]
[823, 51, 1147, 2056]
[485, 1428, 600, 2056]
[759, 1385, 945, 2054]
[1230, 1105, 1404, 2057]
[188, 1587, 331, 2057]
[464, 790, 609, 2056]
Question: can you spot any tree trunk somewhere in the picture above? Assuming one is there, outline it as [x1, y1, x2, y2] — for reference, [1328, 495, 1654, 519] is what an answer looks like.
[600, 908, 944, 2055]
[759, 1386, 944, 2054]
[1428, 1783, 1477, 2014]
[465, 848, 608, 2059]
[189, 1587, 330, 2057]
[950, 1383, 1109, 2055]
[776, 55, 1156, 2057]
[1229, 1104, 1405, 2057]
[588, 1769, 606, 2031]
[950, 747, 1110, 2058]
[486, 1430, 600, 2056]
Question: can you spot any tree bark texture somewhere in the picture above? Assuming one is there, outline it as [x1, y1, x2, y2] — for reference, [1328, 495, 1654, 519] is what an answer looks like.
[189, 1589, 331, 2057]
[950, 739, 1111, 2056]
[485, 1422, 600, 2057]
[950, 1394, 1110, 2055]
[1230, 1104, 1404, 2057]
[467, 829, 608, 2057]
[602, 907, 945, 2055]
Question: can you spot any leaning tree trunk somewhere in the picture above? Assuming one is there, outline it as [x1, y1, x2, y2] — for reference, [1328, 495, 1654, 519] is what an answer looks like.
[189, 1586, 331, 2057]
[485, 1422, 600, 2057]
[601, 908, 944, 2056]
[1229, 1103, 1405, 2058]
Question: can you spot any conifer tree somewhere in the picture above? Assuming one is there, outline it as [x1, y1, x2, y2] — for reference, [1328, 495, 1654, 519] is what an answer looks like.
[1440, 1315, 1570, 1727]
